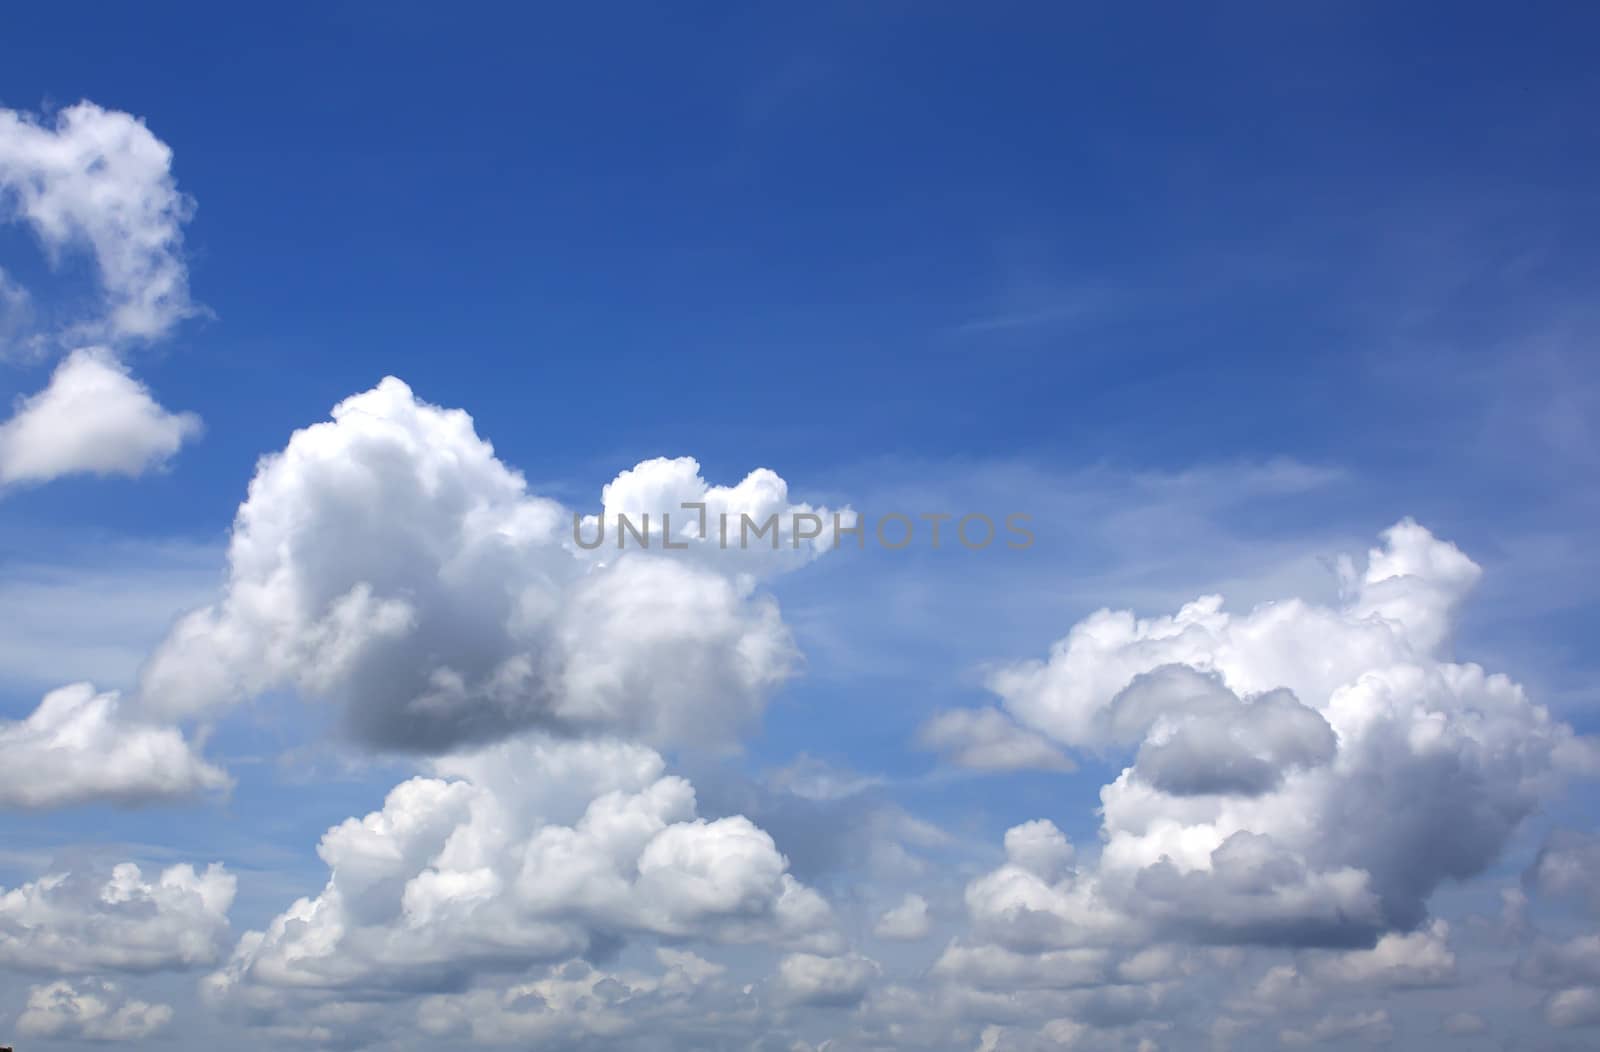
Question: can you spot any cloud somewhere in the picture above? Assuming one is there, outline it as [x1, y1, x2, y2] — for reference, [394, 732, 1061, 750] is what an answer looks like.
[1003, 820, 1076, 883]
[1229, 921, 1456, 1022]
[139, 377, 833, 753]
[0, 101, 201, 488]
[1305, 919, 1456, 987]
[1527, 829, 1600, 914]
[765, 753, 886, 802]
[0, 266, 32, 349]
[1516, 829, 1600, 1029]
[957, 521, 1590, 948]
[1546, 985, 1600, 1029]
[831, 522, 1595, 1050]
[415, 950, 730, 1046]
[17, 978, 174, 1041]
[204, 735, 837, 1020]
[1440, 1010, 1487, 1036]
[0, 346, 199, 487]
[0, 101, 196, 347]
[775, 952, 879, 1007]
[918, 707, 1074, 773]
[581, 453, 853, 580]
[874, 893, 932, 941]
[1122, 669, 1336, 798]
[0, 681, 227, 809]
[0, 860, 234, 973]
[1279, 1008, 1393, 1046]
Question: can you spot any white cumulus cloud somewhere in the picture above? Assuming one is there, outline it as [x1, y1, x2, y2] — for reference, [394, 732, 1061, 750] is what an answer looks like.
[875, 893, 932, 941]
[0, 860, 234, 973]
[18, 978, 174, 1041]
[139, 377, 834, 753]
[951, 521, 1590, 949]
[0, 346, 199, 487]
[204, 735, 837, 1020]
[0, 681, 227, 809]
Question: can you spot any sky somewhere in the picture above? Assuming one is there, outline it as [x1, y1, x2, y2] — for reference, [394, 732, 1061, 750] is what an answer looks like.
[0, 3, 1598, 1050]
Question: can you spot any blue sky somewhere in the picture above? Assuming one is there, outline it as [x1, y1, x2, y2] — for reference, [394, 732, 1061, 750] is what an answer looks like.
[1, 5, 1598, 1050]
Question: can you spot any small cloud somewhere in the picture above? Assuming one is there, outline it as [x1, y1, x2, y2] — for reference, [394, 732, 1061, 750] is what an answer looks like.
[917, 707, 1074, 773]
[0, 346, 200, 487]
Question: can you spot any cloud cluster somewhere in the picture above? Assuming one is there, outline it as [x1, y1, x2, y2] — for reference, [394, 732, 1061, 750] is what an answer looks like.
[413, 949, 733, 1046]
[0, 681, 228, 809]
[1516, 829, 1600, 1029]
[3, 349, 1590, 1048]
[18, 978, 174, 1041]
[0, 860, 234, 973]
[205, 734, 837, 1031]
[934, 521, 1590, 953]
[1, 375, 862, 1043]
[0, 100, 201, 485]
[140, 377, 833, 753]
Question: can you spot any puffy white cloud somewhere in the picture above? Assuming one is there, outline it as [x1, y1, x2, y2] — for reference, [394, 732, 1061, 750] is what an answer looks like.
[1003, 820, 1076, 883]
[875, 893, 932, 941]
[0, 102, 201, 488]
[139, 378, 829, 753]
[580, 454, 852, 579]
[861, 523, 1596, 1050]
[1308, 919, 1456, 987]
[0, 861, 234, 973]
[0, 101, 195, 346]
[0, 347, 199, 486]
[205, 735, 837, 1011]
[1337, 519, 1482, 655]
[918, 707, 1074, 773]
[961, 521, 1590, 947]
[989, 521, 1482, 750]
[17, 978, 173, 1041]
[0, 681, 226, 809]
[1229, 922, 1456, 1020]
[775, 952, 879, 1007]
